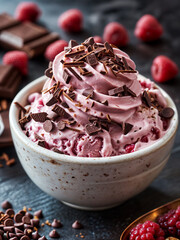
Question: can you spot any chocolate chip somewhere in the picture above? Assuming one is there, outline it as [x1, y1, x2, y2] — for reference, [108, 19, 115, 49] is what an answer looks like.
[43, 120, 54, 133]
[5, 209, 15, 217]
[122, 122, 133, 135]
[20, 236, 30, 240]
[142, 91, 151, 107]
[44, 67, 53, 78]
[1, 200, 12, 209]
[32, 231, 41, 240]
[52, 104, 67, 117]
[3, 226, 14, 232]
[15, 228, 24, 234]
[46, 96, 58, 107]
[18, 210, 26, 216]
[57, 121, 66, 131]
[85, 122, 101, 135]
[9, 233, 17, 238]
[82, 88, 94, 99]
[24, 224, 33, 229]
[72, 220, 83, 229]
[25, 212, 33, 219]
[49, 230, 60, 238]
[31, 112, 47, 123]
[24, 229, 32, 237]
[30, 219, 39, 227]
[22, 216, 31, 225]
[159, 107, 174, 119]
[86, 53, 98, 66]
[51, 219, 62, 228]
[69, 40, 78, 48]
[4, 218, 14, 226]
[9, 237, 18, 240]
[34, 210, 43, 219]
[14, 223, 24, 229]
[63, 69, 71, 84]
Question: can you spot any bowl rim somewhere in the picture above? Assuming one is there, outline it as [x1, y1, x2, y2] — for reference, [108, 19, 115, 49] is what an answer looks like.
[9, 75, 178, 165]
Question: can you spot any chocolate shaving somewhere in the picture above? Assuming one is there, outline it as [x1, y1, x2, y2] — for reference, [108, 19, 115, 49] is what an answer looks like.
[86, 53, 98, 66]
[159, 107, 174, 119]
[122, 57, 129, 70]
[123, 85, 136, 97]
[52, 104, 67, 117]
[65, 50, 85, 58]
[100, 71, 106, 75]
[68, 67, 82, 81]
[117, 70, 137, 73]
[104, 41, 113, 53]
[30, 112, 47, 122]
[57, 121, 66, 131]
[43, 120, 54, 132]
[45, 67, 53, 78]
[14, 102, 27, 113]
[63, 69, 71, 84]
[66, 127, 80, 132]
[142, 91, 151, 107]
[69, 40, 78, 48]
[34, 133, 43, 140]
[38, 141, 46, 148]
[63, 91, 75, 102]
[63, 61, 84, 68]
[82, 88, 94, 99]
[19, 115, 30, 127]
[85, 122, 101, 135]
[108, 86, 124, 96]
[53, 88, 62, 99]
[46, 96, 58, 106]
[67, 91, 76, 100]
[83, 37, 95, 47]
[122, 122, 133, 135]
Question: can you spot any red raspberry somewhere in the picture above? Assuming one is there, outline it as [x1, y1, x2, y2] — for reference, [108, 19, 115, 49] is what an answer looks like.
[15, 2, 41, 22]
[58, 9, 83, 32]
[93, 36, 103, 43]
[151, 55, 178, 83]
[124, 144, 135, 153]
[103, 22, 129, 47]
[134, 14, 163, 42]
[3, 51, 28, 75]
[45, 40, 68, 61]
[130, 221, 165, 240]
[141, 136, 148, 143]
[157, 207, 180, 237]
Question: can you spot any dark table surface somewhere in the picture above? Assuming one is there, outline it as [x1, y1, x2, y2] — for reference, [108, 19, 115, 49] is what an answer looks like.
[0, 0, 180, 239]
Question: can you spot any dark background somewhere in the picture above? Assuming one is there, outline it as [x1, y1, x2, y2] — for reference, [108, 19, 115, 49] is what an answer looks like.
[0, 0, 180, 239]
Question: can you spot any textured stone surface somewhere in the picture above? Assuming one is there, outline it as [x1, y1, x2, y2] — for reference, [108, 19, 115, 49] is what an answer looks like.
[0, 0, 180, 239]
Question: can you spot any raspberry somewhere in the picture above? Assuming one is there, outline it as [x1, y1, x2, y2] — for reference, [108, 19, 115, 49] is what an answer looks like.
[157, 207, 180, 237]
[124, 144, 135, 153]
[134, 14, 163, 42]
[45, 40, 68, 61]
[141, 136, 148, 143]
[103, 22, 129, 47]
[3, 51, 28, 75]
[58, 9, 83, 32]
[93, 36, 103, 43]
[151, 56, 179, 83]
[130, 221, 165, 240]
[15, 2, 41, 22]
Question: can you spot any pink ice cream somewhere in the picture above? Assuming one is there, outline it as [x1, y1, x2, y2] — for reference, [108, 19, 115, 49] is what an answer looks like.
[21, 38, 174, 157]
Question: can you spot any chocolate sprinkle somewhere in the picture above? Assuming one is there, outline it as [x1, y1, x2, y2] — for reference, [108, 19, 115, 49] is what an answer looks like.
[85, 122, 101, 135]
[44, 67, 53, 78]
[62, 69, 71, 84]
[63, 61, 84, 67]
[68, 67, 82, 81]
[30, 112, 47, 123]
[46, 96, 58, 106]
[159, 107, 174, 119]
[43, 120, 54, 132]
[52, 104, 67, 117]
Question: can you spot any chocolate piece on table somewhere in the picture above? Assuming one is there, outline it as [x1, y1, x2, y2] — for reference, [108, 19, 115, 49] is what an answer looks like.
[0, 14, 59, 58]
[0, 65, 22, 99]
[0, 110, 12, 147]
[34, 210, 43, 219]
[0, 13, 19, 31]
[49, 230, 60, 238]
[159, 107, 174, 119]
[72, 220, 83, 229]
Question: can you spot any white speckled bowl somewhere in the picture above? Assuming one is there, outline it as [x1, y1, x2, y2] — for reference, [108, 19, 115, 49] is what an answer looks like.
[9, 75, 178, 210]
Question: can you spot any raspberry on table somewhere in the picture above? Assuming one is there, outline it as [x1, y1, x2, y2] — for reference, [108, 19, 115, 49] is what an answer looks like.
[15, 2, 41, 22]
[93, 36, 103, 43]
[45, 40, 68, 61]
[3, 51, 28, 75]
[103, 22, 129, 47]
[130, 221, 165, 240]
[134, 14, 163, 42]
[157, 207, 180, 238]
[151, 55, 179, 83]
[58, 9, 83, 32]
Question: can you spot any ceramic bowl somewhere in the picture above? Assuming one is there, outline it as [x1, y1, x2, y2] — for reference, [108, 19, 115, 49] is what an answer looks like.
[9, 75, 178, 210]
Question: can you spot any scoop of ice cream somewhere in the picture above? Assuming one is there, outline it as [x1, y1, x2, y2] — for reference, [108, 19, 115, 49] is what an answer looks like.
[22, 38, 174, 157]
